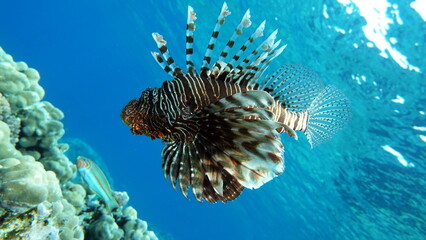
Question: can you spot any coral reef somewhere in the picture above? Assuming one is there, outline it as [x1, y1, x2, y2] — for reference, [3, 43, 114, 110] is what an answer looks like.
[0, 94, 20, 145]
[0, 47, 74, 183]
[0, 151, 61, 214]
[0, 47, 159, 240]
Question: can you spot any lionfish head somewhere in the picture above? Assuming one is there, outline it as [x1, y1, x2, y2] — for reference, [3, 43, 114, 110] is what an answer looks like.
[121, 88, 159, 137]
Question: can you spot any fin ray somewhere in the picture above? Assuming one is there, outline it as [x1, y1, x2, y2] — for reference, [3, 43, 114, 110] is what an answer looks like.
[305, 85, 351, 147]
[227, 21, 266, 70]
[194, 91, 284, 189]
[201, 2, 231, 75]
[162, 138, 244, 203]
[152, 33, 182, 76]
[215, 9, 252, 68]
[258, 64, 326, 112]
[186, 6, 197, 74]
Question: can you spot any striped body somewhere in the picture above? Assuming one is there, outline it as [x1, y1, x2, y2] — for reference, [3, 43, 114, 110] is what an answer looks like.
[121, 3, 351, 203]
[77, 156, 119, 211]
[151, 72, 308, 142]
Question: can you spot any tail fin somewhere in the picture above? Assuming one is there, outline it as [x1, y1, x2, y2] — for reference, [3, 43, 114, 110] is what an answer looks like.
[305, 85, 351, 147]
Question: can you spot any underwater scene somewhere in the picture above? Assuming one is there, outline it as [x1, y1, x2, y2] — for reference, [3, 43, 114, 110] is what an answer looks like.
[0, 0, 425, 239]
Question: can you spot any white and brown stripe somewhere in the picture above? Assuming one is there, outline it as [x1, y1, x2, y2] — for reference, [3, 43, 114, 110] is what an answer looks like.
[186, 6, 196, 74]
[214, 9, 251, 68]
[121, 2, 351, 203]
[201, 3, 230, 76]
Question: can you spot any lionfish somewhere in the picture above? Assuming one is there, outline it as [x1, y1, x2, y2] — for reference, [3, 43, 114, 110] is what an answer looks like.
[121, 3, 350, 203]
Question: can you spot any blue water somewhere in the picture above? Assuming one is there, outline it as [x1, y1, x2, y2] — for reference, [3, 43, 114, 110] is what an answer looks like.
[1, 0, 425, 239]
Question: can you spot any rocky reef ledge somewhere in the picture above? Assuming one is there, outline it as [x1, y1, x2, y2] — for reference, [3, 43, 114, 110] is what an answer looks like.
[0, 47, 159, 240]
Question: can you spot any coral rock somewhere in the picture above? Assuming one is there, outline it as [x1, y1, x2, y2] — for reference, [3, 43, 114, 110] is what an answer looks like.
[0, 154, 61, 213]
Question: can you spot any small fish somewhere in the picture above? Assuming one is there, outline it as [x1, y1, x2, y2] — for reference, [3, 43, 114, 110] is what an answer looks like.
[77, 156, 119, 211]
[121, 3, 351, 203]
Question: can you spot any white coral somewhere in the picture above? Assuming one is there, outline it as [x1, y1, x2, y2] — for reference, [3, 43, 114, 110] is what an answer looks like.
[0, 122, 61, 213]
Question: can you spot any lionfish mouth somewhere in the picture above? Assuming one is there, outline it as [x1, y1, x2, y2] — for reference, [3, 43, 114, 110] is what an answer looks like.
[121, 116, 131, 127]
[127, 121, 162, 139]
[130, 123, 145, 135]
